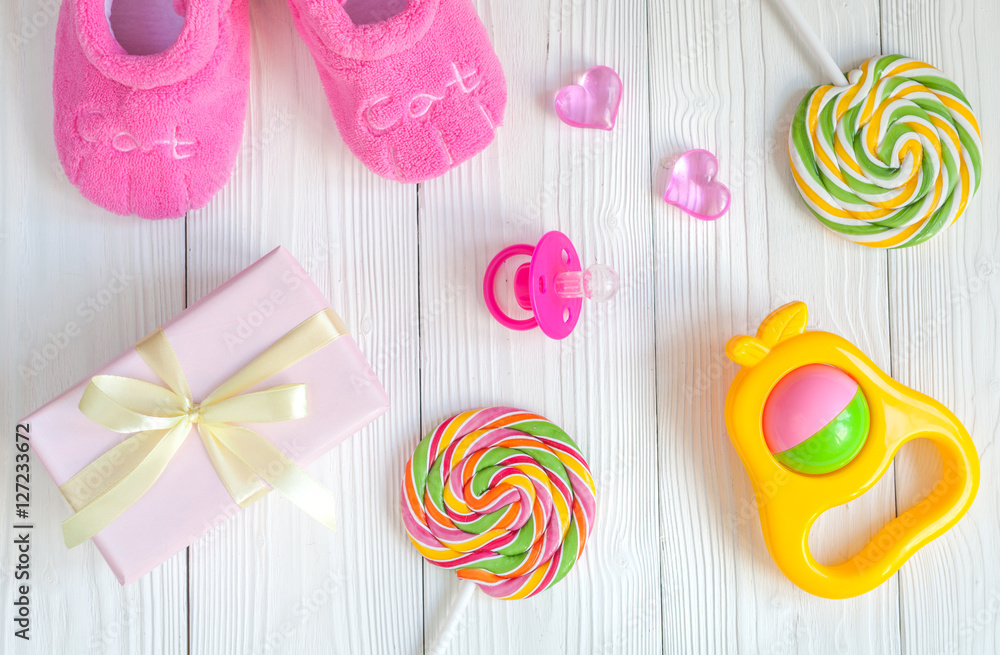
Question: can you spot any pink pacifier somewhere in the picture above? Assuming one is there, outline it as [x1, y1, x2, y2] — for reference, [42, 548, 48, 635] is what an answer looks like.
[483, 231, 619, 340]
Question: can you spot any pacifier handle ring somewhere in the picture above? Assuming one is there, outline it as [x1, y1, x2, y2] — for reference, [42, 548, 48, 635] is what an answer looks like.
[483, 244, 539, 331]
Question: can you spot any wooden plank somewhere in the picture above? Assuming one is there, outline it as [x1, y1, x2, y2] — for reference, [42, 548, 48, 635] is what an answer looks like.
[4, 0, 1000, 653]
[185, 1, 421, 653]
[650, 0, 901, 651]
[0, 3, 187, 654]
[881, 1, 1000, 653]
[416, 0, 660, 652]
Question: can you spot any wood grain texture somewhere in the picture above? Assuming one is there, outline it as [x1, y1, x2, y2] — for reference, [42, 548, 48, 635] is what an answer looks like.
[651, 0, 902, 652]
[184, 1, 421, 654]
[0, 2, 187, 654]
[416, 0, 660, 652]
[2, 0, 999, 653]
[881, 1, 1000, 653]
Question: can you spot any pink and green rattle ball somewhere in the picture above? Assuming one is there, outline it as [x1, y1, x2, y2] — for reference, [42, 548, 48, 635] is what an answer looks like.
[762, 364, 870, 474]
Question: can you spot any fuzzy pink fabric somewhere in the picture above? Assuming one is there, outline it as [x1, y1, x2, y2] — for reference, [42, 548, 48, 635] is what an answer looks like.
[53, 0, 250, 219]
[287, 0, 506, 182]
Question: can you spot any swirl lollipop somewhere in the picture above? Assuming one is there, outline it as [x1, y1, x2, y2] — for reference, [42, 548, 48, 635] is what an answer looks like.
[773, 0, 983, 248]
[400, 407, 596, 652]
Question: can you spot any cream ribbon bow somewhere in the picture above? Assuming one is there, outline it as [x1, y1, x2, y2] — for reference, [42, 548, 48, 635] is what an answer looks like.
[60, 309, 348, 548]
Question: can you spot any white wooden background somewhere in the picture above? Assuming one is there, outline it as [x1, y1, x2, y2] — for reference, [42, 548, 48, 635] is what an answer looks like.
[2, 0, 998, 653]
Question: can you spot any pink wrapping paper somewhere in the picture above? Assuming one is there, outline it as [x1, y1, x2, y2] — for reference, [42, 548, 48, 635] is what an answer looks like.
[22, 246, 389, 584]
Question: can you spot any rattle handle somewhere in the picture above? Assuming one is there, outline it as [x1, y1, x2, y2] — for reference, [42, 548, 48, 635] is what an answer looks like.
[769, 426, 979, 599]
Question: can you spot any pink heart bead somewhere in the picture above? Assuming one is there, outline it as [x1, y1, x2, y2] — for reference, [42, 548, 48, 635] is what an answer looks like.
[664, 149, 731, 221]
[554, 66, 623, 131]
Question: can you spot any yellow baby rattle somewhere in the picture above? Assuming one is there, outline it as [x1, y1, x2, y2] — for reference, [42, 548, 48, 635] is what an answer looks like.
[724, 301, 979, 599]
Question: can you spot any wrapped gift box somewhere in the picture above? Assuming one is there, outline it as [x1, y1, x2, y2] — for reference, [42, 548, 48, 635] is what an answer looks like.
[22, 246, 389, 584]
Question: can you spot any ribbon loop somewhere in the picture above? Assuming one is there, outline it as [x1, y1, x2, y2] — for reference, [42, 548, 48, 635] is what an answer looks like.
[196, 423, 271, 508]
[81, 376, 188, 432]
[198, 384, 308, 425]
[210, 425, 338, 528]
[61, 309, 348, 547]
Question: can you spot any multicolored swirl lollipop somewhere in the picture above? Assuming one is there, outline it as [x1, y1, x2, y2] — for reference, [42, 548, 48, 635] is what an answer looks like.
[401, 407, 596, 601]
[773, 0, 982, 248]
[789, 55, 982, 248]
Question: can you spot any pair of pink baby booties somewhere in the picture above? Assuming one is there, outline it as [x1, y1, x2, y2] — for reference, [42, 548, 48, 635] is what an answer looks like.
[54, 0, 507, 219]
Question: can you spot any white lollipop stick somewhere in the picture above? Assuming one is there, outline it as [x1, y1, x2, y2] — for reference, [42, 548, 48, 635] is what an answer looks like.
[769, 0, 850, 86]
[429, 582, 477, 655]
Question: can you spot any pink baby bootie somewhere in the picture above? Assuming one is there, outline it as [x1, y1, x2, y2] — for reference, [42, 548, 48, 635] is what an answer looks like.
[53, 0, 250, 219]
[287, 0, 507, 182]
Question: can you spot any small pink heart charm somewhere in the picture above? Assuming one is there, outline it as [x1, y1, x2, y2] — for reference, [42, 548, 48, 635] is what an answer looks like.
[554, 66, 623, 131]
[664, 149, 731, 221]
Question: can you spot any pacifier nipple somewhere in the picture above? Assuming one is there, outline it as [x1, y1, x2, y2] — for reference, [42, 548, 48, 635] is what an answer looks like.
[555, 264, 619, 302]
